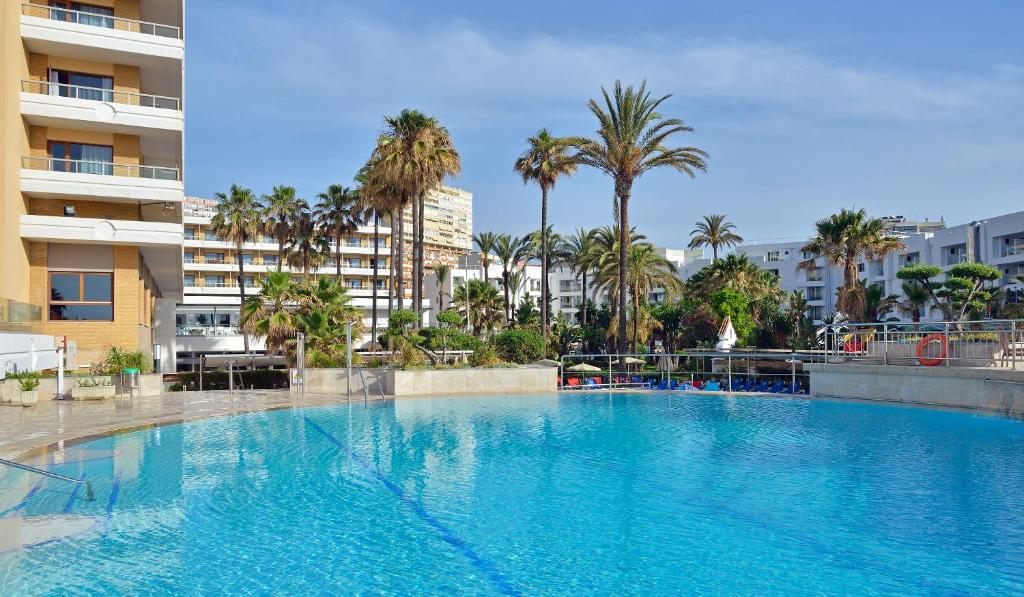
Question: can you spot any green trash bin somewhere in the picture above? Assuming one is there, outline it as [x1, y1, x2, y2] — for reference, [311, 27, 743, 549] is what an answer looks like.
[122, 368, 141, 392]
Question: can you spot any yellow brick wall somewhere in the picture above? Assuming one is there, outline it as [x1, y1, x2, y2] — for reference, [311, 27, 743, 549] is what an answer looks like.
[29, 125, 47, 158]
[112, 134, 139, 176]
[113, 0, 140, 32]
[29, 242, 152, 366]
[29, 198, 137, 220]
[112, 64, 140, 105]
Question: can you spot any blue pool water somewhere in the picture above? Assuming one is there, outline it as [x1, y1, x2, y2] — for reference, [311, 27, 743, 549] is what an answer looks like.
[2, 393, 1024, 594]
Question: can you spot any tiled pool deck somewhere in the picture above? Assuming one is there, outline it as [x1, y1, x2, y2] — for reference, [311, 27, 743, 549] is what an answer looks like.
[0, 390, 356, 461]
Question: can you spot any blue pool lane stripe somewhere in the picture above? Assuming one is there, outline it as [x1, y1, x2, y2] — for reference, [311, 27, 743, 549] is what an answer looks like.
[62, 473, 87, 513]
[0, 479, 43, 517]
[304, 417, 521, 597]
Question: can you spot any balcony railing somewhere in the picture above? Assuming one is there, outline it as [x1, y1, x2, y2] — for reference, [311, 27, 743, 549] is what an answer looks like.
[22, 3, 181, 39]
[22, 80, 180, 110]
[1002, 243, 1024, 257]
[176, 324, 241, 337]
[22, 156, 180, 181]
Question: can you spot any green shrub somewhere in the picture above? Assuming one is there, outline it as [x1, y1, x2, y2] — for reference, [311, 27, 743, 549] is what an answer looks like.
[94, 346, 152, 375]
[8, 371, 41, 391]
[177, 369, 289, 391]
[168, 382, 184, 392]
[469, 343, 501, 367]
[491, 329, 544, 364]
[417, 327, 484, 352]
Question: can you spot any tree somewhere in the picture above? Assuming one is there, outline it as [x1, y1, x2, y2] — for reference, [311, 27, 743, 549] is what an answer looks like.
[355, 159, 397, 348]
[433, 263, 450, 312]
[514, 294, 541, 328]
[472, 231, 498, 284]
[372, 109, 461, 323]
[786, 290, 814, 348]
[211, 184, 262, 353]
[576, 80, 708, 352]
[528, 225, 567, 322]
[710, 288, 754, 346]
[561, 228, 597, 325]
[494, 234, 532, 323]
[284, 209, 330, 275]
[261, 185, 307, 272]
[453, 279, 505, 336]
[800, 208, 906, 321]
[896, 264, 947, 320]
[435, 308, 464, 362]
[688, 214, 743, 260]
[314, 184, 362, 277]
[862, 281, 899, 323]
[595, 242, 682, 349]
[941, 262, 1001, 321]
[514, 129, 580, 348]
[896, 280, 931, 322]
[240, 271, 296, 356]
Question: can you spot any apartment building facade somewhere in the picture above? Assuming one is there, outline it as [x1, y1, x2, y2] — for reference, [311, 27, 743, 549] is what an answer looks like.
[176, 196, 393, 368]
[1, 0, 185, 369]
[399, 186, 473, 290]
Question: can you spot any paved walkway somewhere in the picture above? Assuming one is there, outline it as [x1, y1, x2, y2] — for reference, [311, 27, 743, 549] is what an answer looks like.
[0, 390, 355, 460]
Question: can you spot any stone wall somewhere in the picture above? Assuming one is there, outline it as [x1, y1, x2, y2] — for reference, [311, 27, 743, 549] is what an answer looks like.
[806, 363, 1024, 417]
[294, 366, 557, 397]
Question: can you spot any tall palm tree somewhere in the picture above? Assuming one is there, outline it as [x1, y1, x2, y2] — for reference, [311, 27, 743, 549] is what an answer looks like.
[562, 227, 597, 325]
[373, 109, 461, 323]
[314, 184, 362, 277]
[800, 208, 906, 321]
[211, 184, 262, 353]
[590, 225, 645, 321]
[528, 226, 566, 324]
[433, 263, 450, 312]
[514, 129, 580, 346]
[472, 231, 498, 284]
[576, 80, 708, 352]
[240, 271, 296, 356]
[896, 280, 930, 322]
[284, 209, 330, 275]
[494, 234, 532, 323]
[688, 214, 743, 260]
[261, 185, 307, 272]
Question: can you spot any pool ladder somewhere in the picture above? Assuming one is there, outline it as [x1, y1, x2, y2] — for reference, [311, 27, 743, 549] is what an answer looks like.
[0, 457, 95, 501]
[356, 369, 386, 402]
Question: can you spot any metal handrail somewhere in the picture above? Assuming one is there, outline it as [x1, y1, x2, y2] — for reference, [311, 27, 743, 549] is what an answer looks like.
[21, 156, 180, 181]
[22, 3, 181, 39]
[0, 457, 95, 501]
[21, 80, 180, 110]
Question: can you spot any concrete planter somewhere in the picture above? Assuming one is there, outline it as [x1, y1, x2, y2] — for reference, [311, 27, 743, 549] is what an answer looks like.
[20, 390, 38, 407]
[294, 366, 558, 397]
[868, 341, 1003, 367]
[71, 385, 116, 401]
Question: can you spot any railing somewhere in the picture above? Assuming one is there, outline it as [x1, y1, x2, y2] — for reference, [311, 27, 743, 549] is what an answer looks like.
[22, 3, 181, 39]
[558, 351, 823, 393]
[823, 319, 1023, 369]
[0, 457, 95, 502]
[0, 297, 42, 331]
[21, 80, 180, 110]
[21, 156, 180, 181]
[176, 325, 240, 337]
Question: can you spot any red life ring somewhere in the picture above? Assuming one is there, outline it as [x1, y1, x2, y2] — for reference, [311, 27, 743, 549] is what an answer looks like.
[844, 336, 864, 353]
[916, 333, 947, 366]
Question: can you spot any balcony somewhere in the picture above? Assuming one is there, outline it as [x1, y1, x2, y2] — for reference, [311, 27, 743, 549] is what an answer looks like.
[20, 3, 183, 66]
[21, 156, 182, 204]
[20, 214, 181, 247]
[21, 80, 182, 133]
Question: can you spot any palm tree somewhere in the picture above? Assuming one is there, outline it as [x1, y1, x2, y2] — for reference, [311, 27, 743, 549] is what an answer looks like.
[800, 208, 906, 321]
[514, 129, 580, 346]
[896, 280, 930, 322]
[373, 109, 461, 322]
[688, 214, 743, 260]
[314, 184, 362, 277]
[562, 228, 597, 325]
[590, 225, 645, 321]
[576, 80, 708, 352]
[240, 271, 296, 356]
[355, 160, 391, 348]
[453, 279, 505, 336]
[594, 242, 681, 349]
[261, 185, 307, 272]
[433, 263, 450, 312]
[284, 209, 330, 275]
[528, 225, 566, 323]
[787, 290, 811, 346]
[211, 184, 262, 353]
[472, 231, 498, 284]
[494, 234, 532, 323]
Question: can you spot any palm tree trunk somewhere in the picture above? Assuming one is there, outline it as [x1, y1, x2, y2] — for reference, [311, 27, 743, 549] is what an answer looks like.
[617, 188, 630, 354]
[411, 193, 420, 324]
[277, 231, 283, 272]
[713, 245, 718, 261]
[396, 204, 405, 310]
[581, 270, 588, 325]
[371, 213, 380, 348]
[237, 241, 249, 353]
[502, 269, 511, 323]
[388, 215, 396, 316]
[417, 193, 426, 326]
[540, 185, 549, 348]
[335, 225, 342, 277]
[482, 257, 489, 285]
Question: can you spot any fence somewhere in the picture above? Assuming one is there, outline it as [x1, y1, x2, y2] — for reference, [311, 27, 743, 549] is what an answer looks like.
[558, 351, 824, 393]
[823, 319, 1023, 369]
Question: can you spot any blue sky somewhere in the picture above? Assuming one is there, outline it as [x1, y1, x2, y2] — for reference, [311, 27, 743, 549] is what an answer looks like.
[185, 0, 1024, 248]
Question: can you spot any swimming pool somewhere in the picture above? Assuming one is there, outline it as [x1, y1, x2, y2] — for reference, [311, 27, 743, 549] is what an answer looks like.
[2, 392, 1023, 594]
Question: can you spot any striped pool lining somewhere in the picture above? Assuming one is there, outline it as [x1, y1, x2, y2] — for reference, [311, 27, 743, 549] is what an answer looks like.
[304, 416, 521, 597]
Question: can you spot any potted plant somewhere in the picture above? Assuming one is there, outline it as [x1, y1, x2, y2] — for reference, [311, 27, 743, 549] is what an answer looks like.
[71, 376, 116, 401]
[14, 372, 41, 407]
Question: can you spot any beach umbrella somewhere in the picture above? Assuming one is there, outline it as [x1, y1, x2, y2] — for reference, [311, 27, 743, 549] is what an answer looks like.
[567, 363, 601, 372]
[532, 359, 560, 367]
[616, 356, 645, 364]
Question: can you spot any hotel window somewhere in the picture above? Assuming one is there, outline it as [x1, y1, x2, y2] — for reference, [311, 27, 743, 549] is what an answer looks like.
[240, 254, 253, 264]
[183, 252, 194, 263]
[206, 275, 226, 287]
[184, 274, 195, 287]
[48, 141, 112, 174]
[346, 238, 362, 248]
[348, 279, 363, 289]
[47, 2, 115, 28]
[767, 251, 781, 262]
[183, 228, 195, 240]
[374, 279, 385, 289]
[242, 276, 254, 288]
[47, 69, 113, 101]
[48, 272, 113, 321]
[264, 255, 278, 265]
[205, 252, 224, 263]
[205, 230, 219, 240]
[347, 258, 362, 268]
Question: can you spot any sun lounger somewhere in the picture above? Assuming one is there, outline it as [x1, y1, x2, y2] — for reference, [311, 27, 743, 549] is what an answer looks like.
[705, 381, 721, 391]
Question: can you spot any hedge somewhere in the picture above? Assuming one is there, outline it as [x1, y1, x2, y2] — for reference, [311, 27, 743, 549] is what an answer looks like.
[178, 369, 289, 391]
